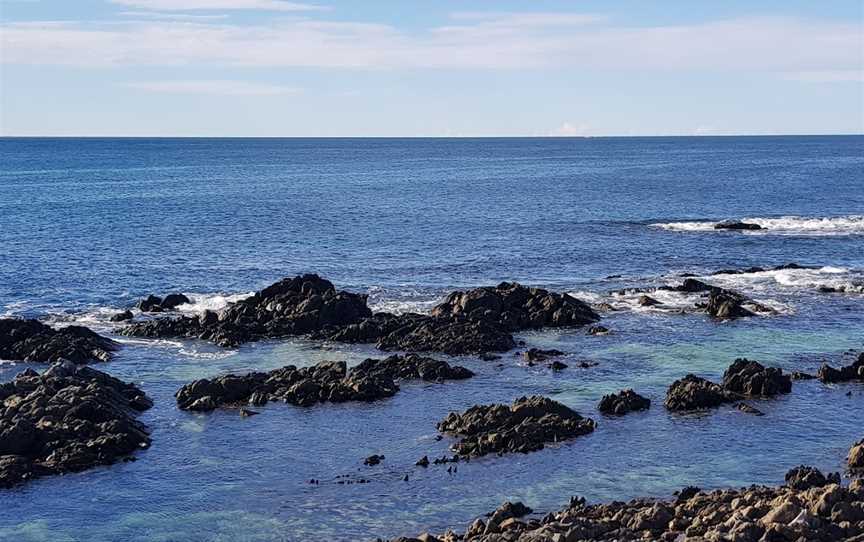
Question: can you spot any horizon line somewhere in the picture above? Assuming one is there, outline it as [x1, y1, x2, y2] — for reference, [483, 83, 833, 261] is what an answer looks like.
[1, 133, 862, 139]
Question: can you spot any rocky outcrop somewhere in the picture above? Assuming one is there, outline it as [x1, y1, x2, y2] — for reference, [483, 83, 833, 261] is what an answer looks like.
[136, 293, 191, 312]
[0, 318, 118, 364]
[851, 440, 864, 475]
[122, 274, 373, 347]
[598, 389, 650, 415]
[705, 289, 756, 318]
[818, 352, 864, 383]
[664, 374, 735, 411]
[176, 354, 473, 412]
[391, 466, 864, 542]
[785, 465, 840, 490]
[522, 349, 563, 363]
[436, 396, 596, 458]
[714, 221, 763, 231]
[0, 361, 152, 488]
[722, 358, 792, 396]
[430, 282, 599, 331]
[666, 359, 792, 412]
[109, 310, 134, 323]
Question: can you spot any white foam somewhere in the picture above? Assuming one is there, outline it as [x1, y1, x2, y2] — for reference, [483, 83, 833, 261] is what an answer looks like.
[652, 215, 864, 236]
[707, 266, 864, 295]
[174, 292, 254, 315]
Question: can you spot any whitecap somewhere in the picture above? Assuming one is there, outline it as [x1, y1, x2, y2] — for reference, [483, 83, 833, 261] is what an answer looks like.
[652, 215, 864, 236]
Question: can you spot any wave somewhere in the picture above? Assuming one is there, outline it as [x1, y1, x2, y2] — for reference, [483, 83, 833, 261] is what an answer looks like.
[652, 215, 864, 236]
[174, 292, 254, 315]
[705, 266, 864, 295]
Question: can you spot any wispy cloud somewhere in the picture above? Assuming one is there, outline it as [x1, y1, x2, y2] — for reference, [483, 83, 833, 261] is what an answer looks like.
[1, 14, 860, 75]
[117, 11, 230, 20]
[108, 0, 327, 12]
[122, 79, 301, 95]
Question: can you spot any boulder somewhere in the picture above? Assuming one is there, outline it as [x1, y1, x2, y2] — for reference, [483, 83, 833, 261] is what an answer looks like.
[0, 362, 152, 488]
[715, 221, 763, 231]
[722, 358, 792, 396]
[0, 318, 118, 364]
[437, 396, 596, 458]
[818, 353, 864, 384]
[705, 289, 755, 319]
[785, 465, 840, 490]
[110, 310, 134, 323]
[523, 349, 564, 362]
[850, 439, 864, 474]
[664, 374, 734, 411]
[598, 389, 651, 415]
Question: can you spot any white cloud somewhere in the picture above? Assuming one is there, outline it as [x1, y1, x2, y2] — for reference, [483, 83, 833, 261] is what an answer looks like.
[108, 0, 327, 12]
[1, 15, 860, 74]
[122, 80, 301, 95]
[117, 11, 230, 20]
[550, 122, 591, 137]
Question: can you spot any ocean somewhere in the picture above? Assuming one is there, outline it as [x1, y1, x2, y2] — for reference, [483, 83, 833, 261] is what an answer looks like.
[1, 135, 863, 541]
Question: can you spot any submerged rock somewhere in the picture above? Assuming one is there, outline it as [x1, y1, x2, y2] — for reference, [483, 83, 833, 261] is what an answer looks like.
[392, 466, 863, 542]
[522, 348, 564, 362]
[0, 318, 118, 364]
[436, 396, 596, 458]
[176, 354, 473, 412]
[598, 389, 651, 415]
[0, 361, 152, 488]
[818, 352, 864, 384]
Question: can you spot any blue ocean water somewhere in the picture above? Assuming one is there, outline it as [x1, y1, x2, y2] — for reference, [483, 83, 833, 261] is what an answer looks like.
[0, 136, 863, 541]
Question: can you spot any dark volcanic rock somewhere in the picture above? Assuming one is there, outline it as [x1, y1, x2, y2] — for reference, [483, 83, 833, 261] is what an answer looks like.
[431, 282, 599, 331]
[0, 318, 118, 364]
[598, 389, 651, 415]
[722, 358, 792, 396]
[137, 295, 163, 312]
[110, 310, 134, 323]
[785, 465, 840, 490]
[522, 348, 564, 362]
[705, 289, 755, 319]
[818, 353, 864, 383]
[396, 466, 862, 542]
[0, 361, 152, 488]
[160, 293, 191, 310]
[436, 396, 596, 458]
[587, 325, 609, 335]
[364, 454, 384, 466]
[122, 274, 373, 347]
[714, 221, 763, 231]
[664, 374, 735, 412]
[851, 440, 864, 474]
[176, 354, 473, 412]
[637, 295, 662, 307]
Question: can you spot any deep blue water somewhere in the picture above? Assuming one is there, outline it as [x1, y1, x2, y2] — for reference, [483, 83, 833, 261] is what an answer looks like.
[0, 136, 863, 541]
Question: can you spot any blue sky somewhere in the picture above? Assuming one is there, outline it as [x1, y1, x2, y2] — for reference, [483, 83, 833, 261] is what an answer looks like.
[1, 0, 862, 136]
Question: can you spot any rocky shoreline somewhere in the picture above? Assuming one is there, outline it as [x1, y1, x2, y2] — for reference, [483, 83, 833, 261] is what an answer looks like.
[388, 462, 864, 542]
[0, 318, 118, 364]
[0, 361, 152, 488]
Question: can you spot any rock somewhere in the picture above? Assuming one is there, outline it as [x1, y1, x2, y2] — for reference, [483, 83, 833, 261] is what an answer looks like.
[364, 454, 385, 466]
[549, 361, 568, 371]
[705, 289, 755, 319]
[176, 355, 473, 412]
[785, 466, 839, 490]
[722, 358, 792, 397]
[598, 389, 650, 415]
[664, 374, 734, 411]
[736, 402, 764, 415]
[715, 221, 763, 231]
[0, 318, 118, 364]
[850, 440, 864, 474]
[110, 310, 134, 323]
[136, 295, 163, 312]
[238, 408, 259, 417]
[160, 293, 191, 310]
[488, 501, 532, 528]
[818, 353, 864, 384]
[523, 349, 564, 362]
[436, 396, 596, 458]
[638, 295, 662, 307]
[0, 362, 152, 488]
[791, 371, 815, 380]
[393, 466, 863, 542]
[588, 325, 609, 335]
[415, 456, 429, 468]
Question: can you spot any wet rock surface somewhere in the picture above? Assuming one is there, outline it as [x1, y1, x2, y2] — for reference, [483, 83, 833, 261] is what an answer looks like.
[436, 396, 596, 458]
[0, 318, 119, 364]
[666, 359, 792, 412]
[390, 466, 864, 542]
[818, 352, 864, 383]
[598, 389, 651, 415]
[122, 276, 597, 356]
[851, 440, 864, 474]
[176, 354, 473, 412]
[714, 220, 763, 230]
[0, 361, 152, 488]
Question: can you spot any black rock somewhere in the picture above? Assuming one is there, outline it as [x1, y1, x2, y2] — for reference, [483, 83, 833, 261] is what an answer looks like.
[817, 352, 864, 384]
[137, 295, 163, 312]
[785, 465, 839, 490]
[722, 358, 792, 397]
[364, 454, 385, 466]
[523, 348, 564, 362]
[598, 389, 651, 415]
[0, 318, 118, 364]
[160, 293, 191, 310]
[714, 221, 762, 231]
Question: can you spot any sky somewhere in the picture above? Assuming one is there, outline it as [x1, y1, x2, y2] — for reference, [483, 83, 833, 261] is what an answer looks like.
[0, 0, 862, 137]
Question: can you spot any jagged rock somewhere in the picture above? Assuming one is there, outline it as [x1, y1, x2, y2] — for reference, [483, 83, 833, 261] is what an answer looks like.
[437, 396, 596, 458]
[638, 295, 662, 307]
[109, 310, 134, 323]
[715, 221, 763, 231]
[0, 362, 151, 488]
[818, 353, 864, 383]
[587, 325, 609, 335]
[364, 454, 385, 466]
[0, 318, 118, 364]
[664, 374, 735, 411]
[431, 282, 599, 331]
[522, 348, 564, 362]
[850, 440, 864, 474]
[722, 358, 792, 396]
[137, 294, 163, 312]
[393, 466, 864, 542]
[705, 289, 755, 318]
[785, 465, 840, 490]
[176, 355, 473, 412]
[160, 293, 191, 310]
[598, 389, 650, 415]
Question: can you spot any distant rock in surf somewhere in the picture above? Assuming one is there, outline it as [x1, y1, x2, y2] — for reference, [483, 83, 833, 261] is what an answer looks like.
[136, 293, 191, 313]
[818, 352, 864, 384]
[0, 361, 152, 488]
[714, 221, 763, 231]
[0, 318, 118, 364]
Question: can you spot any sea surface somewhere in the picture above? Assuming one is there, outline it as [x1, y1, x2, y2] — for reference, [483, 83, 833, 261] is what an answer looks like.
[1, 136, 863, 541]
